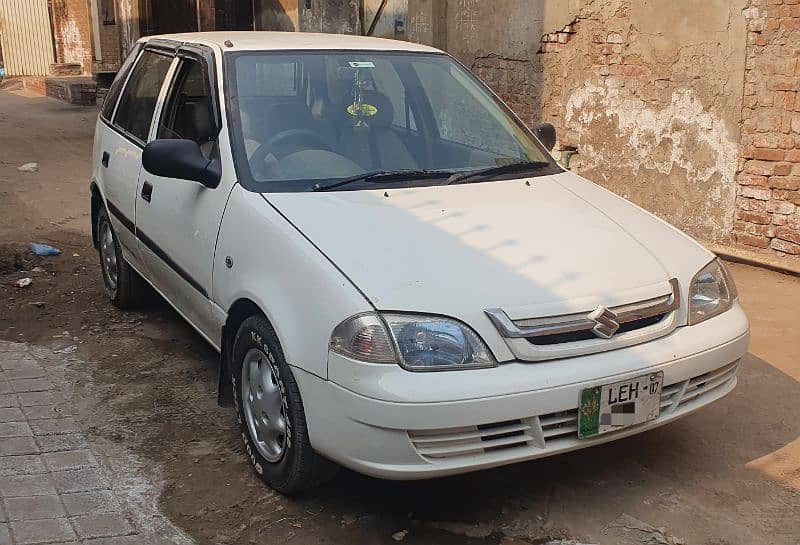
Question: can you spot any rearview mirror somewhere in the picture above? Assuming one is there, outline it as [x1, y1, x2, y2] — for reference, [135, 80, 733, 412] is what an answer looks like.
[142, 139, 221, 188]
[533, 122, 556, 152]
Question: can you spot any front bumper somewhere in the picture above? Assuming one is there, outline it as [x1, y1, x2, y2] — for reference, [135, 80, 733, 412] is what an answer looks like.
[293, 304, 749, 479]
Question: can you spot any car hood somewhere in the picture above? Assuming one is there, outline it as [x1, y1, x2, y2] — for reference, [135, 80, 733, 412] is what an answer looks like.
[263, 172, 708, 324]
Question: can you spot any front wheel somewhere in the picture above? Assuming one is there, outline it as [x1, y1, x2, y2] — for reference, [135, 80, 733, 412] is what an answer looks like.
[231, 315, 337, 494]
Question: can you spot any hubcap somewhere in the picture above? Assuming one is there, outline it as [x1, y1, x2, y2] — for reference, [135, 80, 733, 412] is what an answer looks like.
[99, 221, 118, 293]
[241, 348, 287, 463]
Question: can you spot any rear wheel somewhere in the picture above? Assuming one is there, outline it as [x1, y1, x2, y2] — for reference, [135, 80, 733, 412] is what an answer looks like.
[231, 315, 338, 494]
[96, 207, 145, 308]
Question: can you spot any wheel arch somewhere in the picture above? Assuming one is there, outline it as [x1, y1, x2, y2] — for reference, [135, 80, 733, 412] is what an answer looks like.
[218, 297, 280, 405]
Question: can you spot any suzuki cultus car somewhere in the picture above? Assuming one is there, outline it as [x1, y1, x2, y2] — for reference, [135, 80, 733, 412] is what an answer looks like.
[91, 32, 749, 492]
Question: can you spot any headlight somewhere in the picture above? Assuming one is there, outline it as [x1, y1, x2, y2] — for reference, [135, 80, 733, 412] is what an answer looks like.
[688, 258, 738, 325]
[330, 312, 496, 371]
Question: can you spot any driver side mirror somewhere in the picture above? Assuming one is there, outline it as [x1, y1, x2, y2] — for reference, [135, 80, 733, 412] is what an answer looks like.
[142, 139, 221, 188]
[533, 122, 556, 152]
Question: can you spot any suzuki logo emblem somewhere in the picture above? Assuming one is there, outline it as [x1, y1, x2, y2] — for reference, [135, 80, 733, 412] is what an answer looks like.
[587, 305, 620, 339]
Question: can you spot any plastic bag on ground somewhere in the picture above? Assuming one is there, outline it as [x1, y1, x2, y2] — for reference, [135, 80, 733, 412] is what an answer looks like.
[29, 243, 61, 256]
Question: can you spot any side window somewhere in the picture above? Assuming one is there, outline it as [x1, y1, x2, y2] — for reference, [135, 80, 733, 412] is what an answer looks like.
[157, 58, 218, 158]
[113, 50, 172, 143]
[100, 43, 141, 120]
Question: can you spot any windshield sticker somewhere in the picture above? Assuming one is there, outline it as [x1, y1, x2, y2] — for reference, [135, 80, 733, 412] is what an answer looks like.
[348, 61, 375, 68]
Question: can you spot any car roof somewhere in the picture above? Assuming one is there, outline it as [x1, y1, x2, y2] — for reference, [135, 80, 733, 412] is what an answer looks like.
[145, 31, 443, 54]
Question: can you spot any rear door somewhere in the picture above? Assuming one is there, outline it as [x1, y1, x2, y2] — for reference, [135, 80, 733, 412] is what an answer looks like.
[97, 46, 174, 270]
[134, 46, 228, 344]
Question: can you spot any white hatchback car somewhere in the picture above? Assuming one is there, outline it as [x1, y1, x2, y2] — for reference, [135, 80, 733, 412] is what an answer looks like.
[91, 32, 749, 493]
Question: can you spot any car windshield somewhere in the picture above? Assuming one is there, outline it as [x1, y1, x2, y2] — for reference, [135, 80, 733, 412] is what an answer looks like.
[225, 50, 559, 192]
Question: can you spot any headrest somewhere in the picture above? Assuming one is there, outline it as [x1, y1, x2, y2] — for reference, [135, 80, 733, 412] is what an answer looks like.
[181, 99, 216, 142]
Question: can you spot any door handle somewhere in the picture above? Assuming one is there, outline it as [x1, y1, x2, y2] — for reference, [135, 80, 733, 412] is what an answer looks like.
[141, 181, 153, 202]
[101, 151, 110, 168]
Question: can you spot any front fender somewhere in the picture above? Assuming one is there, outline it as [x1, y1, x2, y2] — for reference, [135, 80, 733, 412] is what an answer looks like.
[213, 185, 372, 379]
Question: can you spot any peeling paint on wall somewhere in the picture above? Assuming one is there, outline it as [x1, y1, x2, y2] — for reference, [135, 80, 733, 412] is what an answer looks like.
[407, 0, 749, 244]
[59, 18, 86, 65]
[565, 83, 739, 238]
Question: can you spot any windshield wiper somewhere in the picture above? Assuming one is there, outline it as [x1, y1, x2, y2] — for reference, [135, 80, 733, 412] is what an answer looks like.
[446, 160, 551, 185]
[312, 169, 454, 192]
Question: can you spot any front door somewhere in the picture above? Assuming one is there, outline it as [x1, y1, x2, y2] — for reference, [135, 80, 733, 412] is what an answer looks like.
[134, 49, 230, 345]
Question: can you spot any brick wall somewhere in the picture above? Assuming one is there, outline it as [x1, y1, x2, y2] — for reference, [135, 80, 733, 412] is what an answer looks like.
[97, 21, 121, 72]
[471, 23, 575, 132]
[51, 0, 94, 75]
[735, 0, 800, 255]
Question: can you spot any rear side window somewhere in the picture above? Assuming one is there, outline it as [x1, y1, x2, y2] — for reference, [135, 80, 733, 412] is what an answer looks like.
[100, 44, 142, 121]
[113, 50, 172, 143]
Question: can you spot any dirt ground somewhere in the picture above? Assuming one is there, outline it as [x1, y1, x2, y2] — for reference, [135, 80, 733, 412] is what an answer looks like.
[1, 88, 798, 545]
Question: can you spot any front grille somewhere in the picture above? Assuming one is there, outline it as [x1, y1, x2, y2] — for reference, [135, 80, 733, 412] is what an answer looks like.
[527, 313, 667, 345]
[408, 361, 739, 461]
[486, 279, 682, 361]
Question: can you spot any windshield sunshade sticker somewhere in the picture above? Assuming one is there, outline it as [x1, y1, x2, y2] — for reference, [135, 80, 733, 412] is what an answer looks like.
[348, 61, 375, 68]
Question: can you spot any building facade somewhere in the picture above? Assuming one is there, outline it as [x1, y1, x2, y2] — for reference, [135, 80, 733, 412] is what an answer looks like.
[0, 0, 797, 258]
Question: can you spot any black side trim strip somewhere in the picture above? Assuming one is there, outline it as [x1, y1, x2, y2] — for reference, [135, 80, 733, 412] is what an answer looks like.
[136, 228, 209, 299]
[105, 198, 209, 299]
[106, 199, 135, 234]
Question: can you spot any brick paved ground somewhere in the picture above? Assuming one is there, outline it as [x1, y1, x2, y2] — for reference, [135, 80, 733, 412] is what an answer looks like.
[0, 341, 190, 545]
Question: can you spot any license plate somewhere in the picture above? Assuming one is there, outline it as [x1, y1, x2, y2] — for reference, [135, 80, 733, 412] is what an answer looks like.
[578, 372, 663, 439]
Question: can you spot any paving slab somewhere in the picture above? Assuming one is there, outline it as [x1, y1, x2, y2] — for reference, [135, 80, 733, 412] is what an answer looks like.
[17, 391, 62, 407]
[0, 408, 25, 423]
[29, 418, 80, 436]
[10, 379, 51, 393]
[21, 405, 72, 421]
[0, 422, 32, 438]
[0, 455, 47, 477]
[0, 474, 57, 497]
[52, 468, 110, 494]
[34, 434, 90, 453]
[10, 518, 76, 544]
[61, 490, 119, 517]
[0, 341, 191, 545]
[71, 513, 134, 540]
[42, 450, 98, 472]
[0, 437, 39, 456]
[4, 495, 66, 521]
[2, 368, 46, 381]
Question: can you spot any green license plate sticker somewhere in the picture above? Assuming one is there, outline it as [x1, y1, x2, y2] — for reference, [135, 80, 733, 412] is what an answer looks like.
[578, 371, 663, 439]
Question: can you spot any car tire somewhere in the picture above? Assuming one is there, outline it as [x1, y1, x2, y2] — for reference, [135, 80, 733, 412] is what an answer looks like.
[231, 315, 338, 494]
[96, 207, 145, 309]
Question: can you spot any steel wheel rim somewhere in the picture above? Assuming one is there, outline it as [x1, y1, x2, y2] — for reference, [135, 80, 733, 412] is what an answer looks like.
[99, 221, 118, 293]
[241, 348, 287, 463]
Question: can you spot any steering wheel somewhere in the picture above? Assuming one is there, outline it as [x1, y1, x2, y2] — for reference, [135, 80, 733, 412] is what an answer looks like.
[251, 129, 331, 167]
